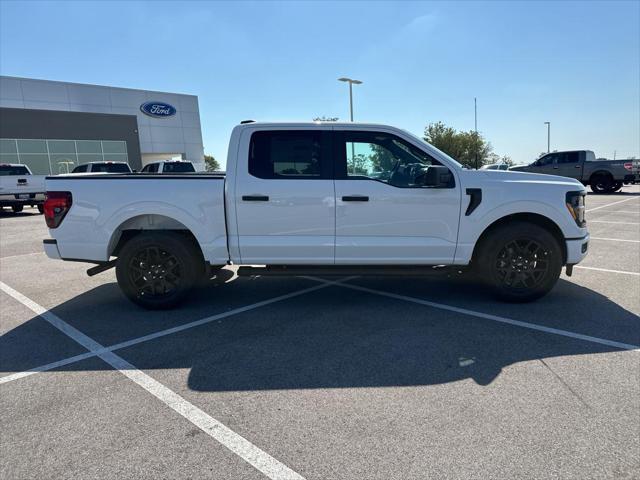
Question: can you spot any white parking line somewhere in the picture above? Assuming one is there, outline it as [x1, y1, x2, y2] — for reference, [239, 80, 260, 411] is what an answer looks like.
[589, 220, 639, 225]
[590, 237, 640, 243]
[308, 279, 639, 351]
[574, 266, 640, 277]
[0, 280, 307, 480]
[0, 278, 355, 385]
[586, 197, 639, 213]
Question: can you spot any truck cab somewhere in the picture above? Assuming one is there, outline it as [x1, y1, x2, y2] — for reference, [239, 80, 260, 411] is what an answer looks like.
[140, 160, 196, 174]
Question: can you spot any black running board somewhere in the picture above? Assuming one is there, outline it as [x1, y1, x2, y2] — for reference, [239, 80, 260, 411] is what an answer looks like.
[237, 265, 461, 277]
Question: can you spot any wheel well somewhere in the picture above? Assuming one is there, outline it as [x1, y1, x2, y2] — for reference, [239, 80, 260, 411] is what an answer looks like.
[472, 213, 567, 264]
[589, 170, 613, 182]
[109, 214, 203, 258]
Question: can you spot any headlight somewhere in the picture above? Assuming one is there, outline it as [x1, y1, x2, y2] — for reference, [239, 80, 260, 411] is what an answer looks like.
[566, 191, 586, 227]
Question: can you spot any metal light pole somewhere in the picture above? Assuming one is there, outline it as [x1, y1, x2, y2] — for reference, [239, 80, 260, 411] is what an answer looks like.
[474, 97, 478, 170]
[544, 121, 550, 153]
[338, 77, 362, 122]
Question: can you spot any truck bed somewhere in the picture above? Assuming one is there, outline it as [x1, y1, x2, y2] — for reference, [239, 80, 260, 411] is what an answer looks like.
[45, 173, 228, 263]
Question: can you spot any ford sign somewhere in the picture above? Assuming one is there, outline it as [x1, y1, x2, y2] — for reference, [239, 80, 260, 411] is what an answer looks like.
[140, 101, 177, 118]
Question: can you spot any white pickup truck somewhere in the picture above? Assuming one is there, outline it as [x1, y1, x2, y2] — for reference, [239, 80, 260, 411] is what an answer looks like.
[43, 122, 589, 309]
[0, 164, 46, 213]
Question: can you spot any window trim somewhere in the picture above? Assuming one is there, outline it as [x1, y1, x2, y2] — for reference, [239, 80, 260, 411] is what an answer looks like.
[332, 130, 454, 189]
[248, 130, 333, 180]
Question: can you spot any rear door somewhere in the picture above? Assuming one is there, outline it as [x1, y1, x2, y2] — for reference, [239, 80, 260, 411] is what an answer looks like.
[233, 128, 335, 264]
[554, 151, 582, 178]
[333, 129, 461, 264]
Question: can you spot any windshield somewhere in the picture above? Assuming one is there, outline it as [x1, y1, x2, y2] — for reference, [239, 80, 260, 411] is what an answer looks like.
[163, 162, 195, 173]
[0, 165, 30, 176]
[400, 129, 464, 169]
[92, 163, 131, 173]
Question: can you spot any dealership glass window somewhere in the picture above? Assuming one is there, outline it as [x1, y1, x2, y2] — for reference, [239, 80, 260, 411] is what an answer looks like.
[0, 139, 18, 154]
[18, 154, 50, 174]
[76, 140, 102, 154]
[47, 140, 76, 154]
[77, 153, 104, 164]
[103, 153, 128, 163]
[102, 141, 127, 154]
[17, 139, 47, 154]
[0, 138, 129, 174]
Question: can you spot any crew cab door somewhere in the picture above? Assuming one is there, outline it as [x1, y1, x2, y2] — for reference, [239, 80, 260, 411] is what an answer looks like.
[530, 153, 557, 175]
[333, 129, 461, 264]
[233, 128, 335, 264]
[554, 151, 582, 178]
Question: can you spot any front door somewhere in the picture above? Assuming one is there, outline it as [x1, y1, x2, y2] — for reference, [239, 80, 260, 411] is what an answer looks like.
[333, 130, 461, 264]
[531, 153, 557, 175]
[234, 129, 335, 264]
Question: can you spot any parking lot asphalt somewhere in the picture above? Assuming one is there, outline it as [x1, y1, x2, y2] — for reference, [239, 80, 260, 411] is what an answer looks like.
[1, 186, 639, 479]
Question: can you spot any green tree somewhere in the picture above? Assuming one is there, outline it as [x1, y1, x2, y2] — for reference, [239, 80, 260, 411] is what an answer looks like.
[204, 154, 221, 172]
[423, 121, 493, 168]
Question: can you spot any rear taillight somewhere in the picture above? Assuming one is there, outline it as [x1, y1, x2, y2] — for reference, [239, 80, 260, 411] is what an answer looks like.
[624, 162, 633, 171]
[44, 191, 72, 228]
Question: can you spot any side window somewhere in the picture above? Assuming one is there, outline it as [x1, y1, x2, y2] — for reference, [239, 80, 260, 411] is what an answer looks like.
[141, 165, 150, 172]
[537, 154, 555, 166]
[72, 164, 87, 173]
[559, 152, 579, 163]
[338, 131, 442, 187]
[249, 131, 328, 179]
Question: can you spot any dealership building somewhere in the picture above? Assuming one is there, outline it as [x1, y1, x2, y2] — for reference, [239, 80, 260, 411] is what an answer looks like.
[0, 76, 205, 174]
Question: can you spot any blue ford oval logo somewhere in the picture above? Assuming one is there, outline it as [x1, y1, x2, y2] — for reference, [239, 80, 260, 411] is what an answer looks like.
[140, 101, 177, 117]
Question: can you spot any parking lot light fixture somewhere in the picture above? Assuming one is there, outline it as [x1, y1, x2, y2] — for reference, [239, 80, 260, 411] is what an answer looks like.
[338, 77, 363, 122]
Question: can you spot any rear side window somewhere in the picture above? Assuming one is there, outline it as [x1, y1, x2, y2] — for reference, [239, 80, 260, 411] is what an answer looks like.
[163, 162, 195, 173]
[249, 131, 329, 179]
[0, 165, 30, 176]
[558, 152, 580, 163]
[72, 164, 88, 173]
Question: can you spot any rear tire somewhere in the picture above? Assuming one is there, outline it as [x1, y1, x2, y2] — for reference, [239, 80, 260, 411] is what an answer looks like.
[476, 222, 563, 302]
[590, 173, 614, 194]
[37, 204, 44, 214]
[11, 205, 23, 213]
[612, 181, 623, 192]
[115, 232, 203, 309]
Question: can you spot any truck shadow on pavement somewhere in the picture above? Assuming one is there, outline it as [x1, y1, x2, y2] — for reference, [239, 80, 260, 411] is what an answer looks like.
[1, 272, 639, 390]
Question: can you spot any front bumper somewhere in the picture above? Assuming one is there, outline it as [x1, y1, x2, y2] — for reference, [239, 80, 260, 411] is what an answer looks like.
[566, 234, 589, 265]
[43, 239, 61, 260]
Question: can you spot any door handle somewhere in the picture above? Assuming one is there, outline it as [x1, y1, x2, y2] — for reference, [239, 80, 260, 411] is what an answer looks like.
[342, 195, 369, 202]
[553, 166, 559, 169]
[242, 195, 269, 201]
[575, 165, 581, 168]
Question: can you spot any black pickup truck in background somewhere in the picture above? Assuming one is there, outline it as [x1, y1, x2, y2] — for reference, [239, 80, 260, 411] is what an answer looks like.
[510, 150, 640, 193]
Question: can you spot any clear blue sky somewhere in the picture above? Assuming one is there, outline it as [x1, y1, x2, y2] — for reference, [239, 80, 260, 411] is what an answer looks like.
[1, 0, 638, 167]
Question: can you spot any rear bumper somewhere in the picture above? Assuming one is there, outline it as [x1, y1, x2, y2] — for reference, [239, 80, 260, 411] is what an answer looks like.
[566, 234, 589, 265]
[623, 174, 639, 184]
[43, 239, 61, 260]
[0, 192, 45, 206]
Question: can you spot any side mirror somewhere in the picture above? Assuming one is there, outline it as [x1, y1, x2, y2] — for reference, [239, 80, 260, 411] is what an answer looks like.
[423, 165, 452, 187]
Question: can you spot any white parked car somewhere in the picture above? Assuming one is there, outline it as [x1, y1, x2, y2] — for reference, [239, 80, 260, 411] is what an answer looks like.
[42, 122, 589, 309]
[71, 162, 132, 174]
[140, 160, 196, 174]
[0, 164, 46, 213]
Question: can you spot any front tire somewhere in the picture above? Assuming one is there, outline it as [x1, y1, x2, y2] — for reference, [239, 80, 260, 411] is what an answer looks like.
[476, 222, 563, 302]
[37, 204, 44, 214]
[11, 205, 23, 213]
[115, 232, 203, 309]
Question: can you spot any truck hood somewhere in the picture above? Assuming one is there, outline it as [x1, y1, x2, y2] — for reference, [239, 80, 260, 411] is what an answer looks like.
[472, 169, 584, 188]
[508, 165, 530, 172]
